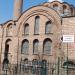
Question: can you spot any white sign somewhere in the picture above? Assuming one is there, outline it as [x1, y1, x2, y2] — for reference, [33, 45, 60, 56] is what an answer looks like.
[63, 35, 74, 43]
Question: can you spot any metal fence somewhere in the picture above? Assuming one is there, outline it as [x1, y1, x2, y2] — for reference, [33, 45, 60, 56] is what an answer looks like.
[1, 60, 75, 75]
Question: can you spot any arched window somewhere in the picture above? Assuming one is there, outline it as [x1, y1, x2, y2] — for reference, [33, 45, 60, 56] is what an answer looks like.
[21, 39, 29, 54]
[53, 4, 58, 10]
[6, 24, 13, 36]
[4, 39, 11, 58]
[3, 39, 11, 70]
[43, 38, 52, 55]
[45, 21, 52, 34]
[24, 23, 29, 35]
[33, 39, 39, 54]
[63, 5, 69, 16]
[34, 16, 40, 34]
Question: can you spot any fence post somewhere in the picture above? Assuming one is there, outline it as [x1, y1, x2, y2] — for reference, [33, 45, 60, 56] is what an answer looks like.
[57, 57, 60, 75]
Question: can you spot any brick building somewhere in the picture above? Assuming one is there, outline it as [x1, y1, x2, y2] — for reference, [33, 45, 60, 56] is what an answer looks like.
[0, 0, 75, 75]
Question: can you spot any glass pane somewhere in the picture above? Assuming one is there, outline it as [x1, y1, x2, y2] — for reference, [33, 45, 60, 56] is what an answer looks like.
[46, 21, 52, 34]
[22, 41, 29, 54]
[24, 24, 29, 35]
[34, 16, 39, 34]
[33, 40, 39, 54]
[44, 40, 51, 54]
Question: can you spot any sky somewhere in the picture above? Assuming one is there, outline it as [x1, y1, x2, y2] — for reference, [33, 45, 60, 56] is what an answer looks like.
[0, 0, 75, 24]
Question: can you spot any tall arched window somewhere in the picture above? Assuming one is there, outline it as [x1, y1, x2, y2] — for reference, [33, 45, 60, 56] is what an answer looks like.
[24, 23, 29, 35]
[45, 21, 52, 34]
[33, 39, 39, 54]
[43, 38, 52, 55]
[3, 39, 11, 70]
[4, 39, 11, 59]
[21, 39, 29, 54]
[34, 16, 40, 34]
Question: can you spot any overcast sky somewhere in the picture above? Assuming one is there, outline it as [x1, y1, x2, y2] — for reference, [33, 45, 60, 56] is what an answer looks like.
[0, 0, 75, 24]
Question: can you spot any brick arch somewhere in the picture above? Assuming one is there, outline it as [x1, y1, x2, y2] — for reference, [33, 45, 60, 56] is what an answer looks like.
[62, 4, 70, 10]
[3, 20, 15, 28]
[42, 1, 75, 17]
[17, 6, 61, 36]
[5, 38, 11, 42]
[22, 39, 29, 44]
[49, 1, 71, 9]
[50, 1, 62, 8]
[2, 21, 15, 37]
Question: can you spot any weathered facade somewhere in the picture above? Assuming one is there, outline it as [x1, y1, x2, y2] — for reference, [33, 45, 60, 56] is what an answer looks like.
[0, 0, 75, 75]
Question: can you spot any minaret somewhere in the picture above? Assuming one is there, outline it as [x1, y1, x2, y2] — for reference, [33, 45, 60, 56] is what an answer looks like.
[13, 0, 23, 20]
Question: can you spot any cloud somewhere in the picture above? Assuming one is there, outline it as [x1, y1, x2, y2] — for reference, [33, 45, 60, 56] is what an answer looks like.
[48, 0, 63, 2]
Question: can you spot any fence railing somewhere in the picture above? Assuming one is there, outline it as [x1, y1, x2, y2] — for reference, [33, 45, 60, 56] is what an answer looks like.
[0, 60, 75, 75]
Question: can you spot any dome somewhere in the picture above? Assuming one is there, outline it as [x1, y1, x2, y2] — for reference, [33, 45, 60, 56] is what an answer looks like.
[42, 1, 75, 17]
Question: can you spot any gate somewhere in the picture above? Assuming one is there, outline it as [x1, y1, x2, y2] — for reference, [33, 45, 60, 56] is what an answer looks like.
[0, 61, 57, 75]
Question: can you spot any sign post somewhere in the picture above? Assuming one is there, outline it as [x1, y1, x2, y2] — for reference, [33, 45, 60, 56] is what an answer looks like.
[62, 35, 74, 75]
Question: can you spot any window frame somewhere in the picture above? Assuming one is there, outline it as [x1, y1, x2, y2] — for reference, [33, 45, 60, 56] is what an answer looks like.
[34, 16, 40, 35]
[24, 23, 29, 35]
[33, 39, 39, 55]
[45, 21, 52, 34]
[43, 38, 52, 55]
[21, 39, 29, 54]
